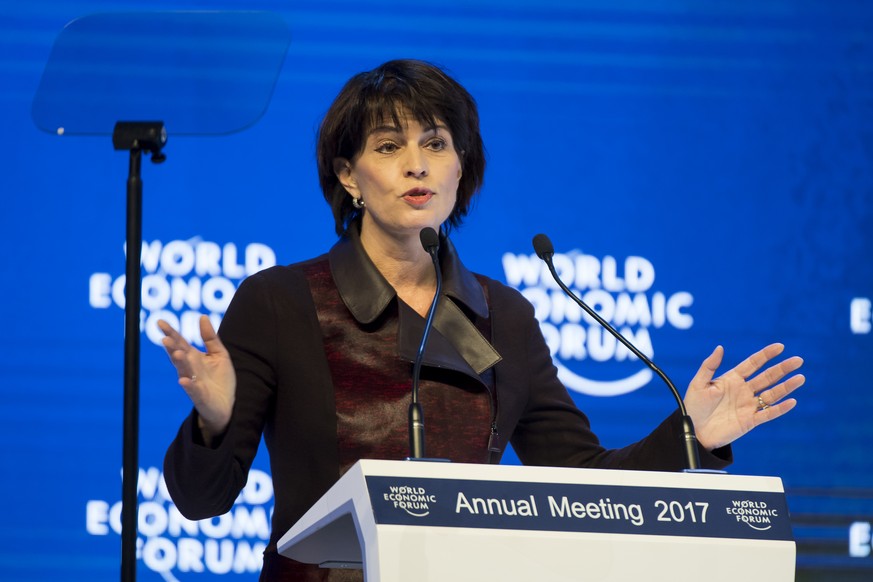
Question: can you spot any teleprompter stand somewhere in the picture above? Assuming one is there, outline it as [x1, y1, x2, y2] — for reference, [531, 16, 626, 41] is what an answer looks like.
[113, 121, 167, 582]
[32, 12, 291, 581]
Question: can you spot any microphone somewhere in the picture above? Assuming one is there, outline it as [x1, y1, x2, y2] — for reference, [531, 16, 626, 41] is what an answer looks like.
[532, 233, 702, 471]
[408, 227, 442, 459]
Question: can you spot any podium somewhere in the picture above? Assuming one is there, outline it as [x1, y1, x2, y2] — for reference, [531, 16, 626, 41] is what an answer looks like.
[278, 460, 795, 581]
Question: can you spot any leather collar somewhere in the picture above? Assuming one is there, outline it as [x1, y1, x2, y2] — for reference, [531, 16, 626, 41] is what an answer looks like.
[329, 228, 501, 376]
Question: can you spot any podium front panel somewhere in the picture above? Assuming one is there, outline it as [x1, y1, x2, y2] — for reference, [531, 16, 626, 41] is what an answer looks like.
[279, 460, 795, 582]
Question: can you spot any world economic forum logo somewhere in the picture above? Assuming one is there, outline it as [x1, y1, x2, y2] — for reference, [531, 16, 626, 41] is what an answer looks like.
[725, 499, 779, 531]
[503, 249, 694, 396]
[382, 485, 437, 517]
[86, 467, 273, 581]
[88, 237, 276, 347]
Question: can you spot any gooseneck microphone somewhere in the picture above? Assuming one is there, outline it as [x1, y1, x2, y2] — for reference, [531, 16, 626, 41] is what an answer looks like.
[408, 227, 442, 459]
[532, 233, 702, 470]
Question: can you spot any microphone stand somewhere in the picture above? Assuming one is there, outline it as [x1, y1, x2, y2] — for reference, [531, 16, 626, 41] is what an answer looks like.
[408, 228, 442, 460]
[533, 234, 702, 471]
[113, 121, 167, 582]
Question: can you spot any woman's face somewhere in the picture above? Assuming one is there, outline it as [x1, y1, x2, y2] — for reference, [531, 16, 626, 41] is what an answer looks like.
[337, 113, 461, 244]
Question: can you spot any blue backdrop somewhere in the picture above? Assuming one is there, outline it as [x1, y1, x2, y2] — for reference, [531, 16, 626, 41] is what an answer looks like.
[1, 1, 871, 580]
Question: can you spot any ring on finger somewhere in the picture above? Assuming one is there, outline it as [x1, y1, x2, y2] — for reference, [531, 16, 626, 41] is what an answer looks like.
[191, 374, 197, 382]
[757, 395, 769, 411]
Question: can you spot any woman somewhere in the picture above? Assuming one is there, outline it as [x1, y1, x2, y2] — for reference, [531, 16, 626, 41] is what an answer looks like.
[159, 59, 804, 580]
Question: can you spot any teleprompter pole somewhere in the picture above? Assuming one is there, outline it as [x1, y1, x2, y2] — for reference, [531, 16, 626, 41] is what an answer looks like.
[113, 121, 167, 582]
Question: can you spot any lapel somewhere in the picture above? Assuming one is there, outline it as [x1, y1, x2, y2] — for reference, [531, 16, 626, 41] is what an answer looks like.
[329, 228, 502, 381]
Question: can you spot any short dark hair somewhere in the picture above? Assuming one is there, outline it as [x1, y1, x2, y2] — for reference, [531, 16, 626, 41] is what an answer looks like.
[316, 59, 486, 236]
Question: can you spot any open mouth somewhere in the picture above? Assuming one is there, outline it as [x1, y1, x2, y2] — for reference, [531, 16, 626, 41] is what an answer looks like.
[403, 189, 434, 205]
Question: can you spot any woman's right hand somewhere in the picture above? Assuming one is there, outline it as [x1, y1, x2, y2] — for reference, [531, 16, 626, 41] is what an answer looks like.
[158, 315, 236, 442]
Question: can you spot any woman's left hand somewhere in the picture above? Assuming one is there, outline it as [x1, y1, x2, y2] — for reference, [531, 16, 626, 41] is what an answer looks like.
[684, 343, 805, 450]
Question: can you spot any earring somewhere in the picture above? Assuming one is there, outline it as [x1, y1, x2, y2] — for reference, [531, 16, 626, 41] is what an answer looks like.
[351, 197, 365, 209]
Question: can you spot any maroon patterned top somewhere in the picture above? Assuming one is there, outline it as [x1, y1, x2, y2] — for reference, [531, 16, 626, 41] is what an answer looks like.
[305, 258, 493, 474]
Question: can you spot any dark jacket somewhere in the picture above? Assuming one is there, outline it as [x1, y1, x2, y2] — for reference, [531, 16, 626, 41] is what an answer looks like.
[164, 230, 730, 554]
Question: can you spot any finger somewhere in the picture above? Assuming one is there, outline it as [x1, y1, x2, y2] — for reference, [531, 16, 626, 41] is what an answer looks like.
[731, 343, 784, 379]
[689, 345, 724, 387]
[166, 346, 199, 379]
[158, 319, 191, 353]
[748, 356, 804, 393]
[160, 334, 190, 358]
[157, 318, 184, 341]
[757, 373, 806, 406]
[199, 315, 228, 357]
[160, 335, 192, 372]
[753, 397, 797, 427]
[157, 325, 202, 378]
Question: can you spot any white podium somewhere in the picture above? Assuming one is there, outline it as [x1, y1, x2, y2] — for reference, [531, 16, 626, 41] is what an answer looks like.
[278, 460, 795, 581]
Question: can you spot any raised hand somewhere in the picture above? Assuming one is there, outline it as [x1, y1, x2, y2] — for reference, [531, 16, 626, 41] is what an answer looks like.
[683, 343, 805, 450]
[158, 315, 236, 442]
